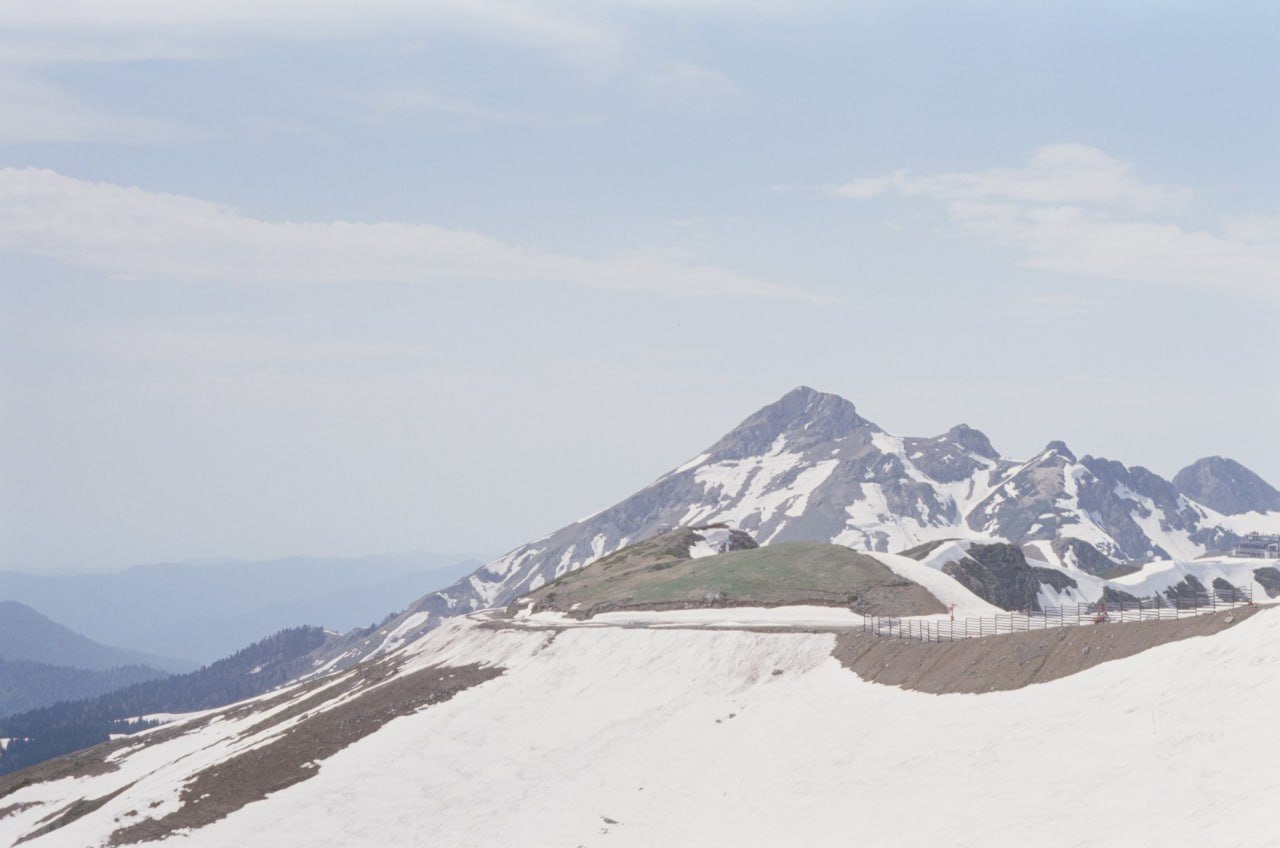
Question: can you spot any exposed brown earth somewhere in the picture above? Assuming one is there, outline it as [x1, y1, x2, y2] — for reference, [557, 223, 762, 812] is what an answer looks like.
[833, 605, 1263, 694]
[0, 721, 201, 805]
[0, 745, 122, 804]
[0, 803, 37, 820]
[16, 784, 133, 845]
[102, 662, 502, 847]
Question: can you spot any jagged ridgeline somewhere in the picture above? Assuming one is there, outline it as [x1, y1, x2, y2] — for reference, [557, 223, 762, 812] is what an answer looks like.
[368, 386, 1277, 652]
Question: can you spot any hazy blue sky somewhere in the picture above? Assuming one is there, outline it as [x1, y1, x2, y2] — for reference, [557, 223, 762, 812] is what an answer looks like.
[2, 1, 1277, 572]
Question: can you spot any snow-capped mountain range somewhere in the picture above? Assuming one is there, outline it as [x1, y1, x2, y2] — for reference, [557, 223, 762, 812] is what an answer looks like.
[5, 386, 1280, 848]
[396, 387, 1276, 623]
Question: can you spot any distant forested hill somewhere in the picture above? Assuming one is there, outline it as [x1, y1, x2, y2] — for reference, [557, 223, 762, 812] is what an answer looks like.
[0, 659, 167, 717]
[0, 601, 186, 672]
[0, 625, 332, 776]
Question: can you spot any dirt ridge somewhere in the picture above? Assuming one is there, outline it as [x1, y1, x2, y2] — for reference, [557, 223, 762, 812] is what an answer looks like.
[833, 606, 1264, 694]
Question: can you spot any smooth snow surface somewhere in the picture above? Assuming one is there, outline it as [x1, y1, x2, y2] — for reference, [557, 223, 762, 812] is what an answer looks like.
[873, 550, 1004, 616]
[8, 608, 1280, 848]
[1200, 508, 1280, 536]
[120, 709, 219, 726]
[524, 605, 868, 629]
[369, 610, 431, 656]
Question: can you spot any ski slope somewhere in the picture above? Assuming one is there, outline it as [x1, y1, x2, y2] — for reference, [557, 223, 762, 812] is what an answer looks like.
[5, 603, 1280, 848]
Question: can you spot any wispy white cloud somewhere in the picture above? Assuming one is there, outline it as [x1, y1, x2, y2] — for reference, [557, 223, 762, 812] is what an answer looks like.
[41, 324, 436, 375]
[610, 0, 820, 13]
[331, 86, 600, 131]
[0, 0, 749, 142]
[0, 1, 619, 58]
[634, 60, 747, 107]
[837, 145, 1280, 301]
[1002, 291, 1098, 321]
[0, 167, 820, 301]
[836, 144, 1190, 213]
[0, 73, 182, 143]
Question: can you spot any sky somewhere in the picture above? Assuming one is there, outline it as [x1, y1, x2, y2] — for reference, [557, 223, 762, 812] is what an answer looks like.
[1, 1, 1277, 572]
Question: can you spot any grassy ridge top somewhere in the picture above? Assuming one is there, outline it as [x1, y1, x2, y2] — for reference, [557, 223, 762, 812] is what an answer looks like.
[522, 532, 945, 618]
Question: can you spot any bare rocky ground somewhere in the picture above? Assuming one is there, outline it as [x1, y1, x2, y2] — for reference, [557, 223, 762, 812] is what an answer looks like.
[0, 721, 197, 806]
[833, 606, 1263, 694]
[0, 804, 36, 822]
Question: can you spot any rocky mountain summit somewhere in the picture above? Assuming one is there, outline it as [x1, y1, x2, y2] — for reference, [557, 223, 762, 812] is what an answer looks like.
[348, 387, 1277, 658]
[1173, 456, 1280, 515]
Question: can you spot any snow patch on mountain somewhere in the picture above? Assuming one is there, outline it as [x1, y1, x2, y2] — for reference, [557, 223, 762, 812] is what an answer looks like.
[371, 611, 430, 657]
[1201, 508, 1280, 537]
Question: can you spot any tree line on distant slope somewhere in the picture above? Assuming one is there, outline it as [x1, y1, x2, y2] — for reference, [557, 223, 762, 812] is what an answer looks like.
[0, 659, 168, 718]
[0, 625, 329, 776]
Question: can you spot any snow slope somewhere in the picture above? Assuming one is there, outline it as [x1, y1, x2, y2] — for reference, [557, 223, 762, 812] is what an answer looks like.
[6, 607, 1280, 848]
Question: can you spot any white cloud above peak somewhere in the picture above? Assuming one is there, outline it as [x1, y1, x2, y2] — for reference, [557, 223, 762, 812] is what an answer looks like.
[837, 145, 1279, 301]
[837, 144, 1190, 213]
[0, 167, 817, 301]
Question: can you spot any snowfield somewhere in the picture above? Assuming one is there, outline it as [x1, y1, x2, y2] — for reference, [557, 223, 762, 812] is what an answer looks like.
[5, 603, 1280, 848]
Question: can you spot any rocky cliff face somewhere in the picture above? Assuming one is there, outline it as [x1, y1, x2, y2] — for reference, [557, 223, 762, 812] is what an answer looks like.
[940, 543, 1078, 612]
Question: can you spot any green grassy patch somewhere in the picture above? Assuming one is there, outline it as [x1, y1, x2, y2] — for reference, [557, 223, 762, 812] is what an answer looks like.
[526, 536, 944, 617]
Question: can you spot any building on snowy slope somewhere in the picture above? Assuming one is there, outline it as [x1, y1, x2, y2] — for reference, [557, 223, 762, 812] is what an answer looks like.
[1232, 533, 1280, 559]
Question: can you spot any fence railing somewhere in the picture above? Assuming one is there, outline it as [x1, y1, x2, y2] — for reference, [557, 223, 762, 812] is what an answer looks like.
[862, 585, 1254, 643]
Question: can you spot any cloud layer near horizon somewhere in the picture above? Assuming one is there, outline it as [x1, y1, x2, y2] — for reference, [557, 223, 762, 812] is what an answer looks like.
[0, 167, 812, 300]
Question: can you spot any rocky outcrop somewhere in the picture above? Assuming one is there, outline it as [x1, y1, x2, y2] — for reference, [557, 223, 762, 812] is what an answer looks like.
[1050, 538, 1119, 576]
[1174, 457, 1280, 515]
[1253, 567, 1280, 599]
[940, 544, 1078, 612]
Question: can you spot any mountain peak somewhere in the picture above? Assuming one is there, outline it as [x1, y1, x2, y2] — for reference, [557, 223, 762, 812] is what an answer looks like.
[776, 385, 849, 413]
[944, 423, 1000, 459]
[705, 386, 876, 462]
[1041, 440, 1077, 463]
[1174, 456, 1280, 515]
